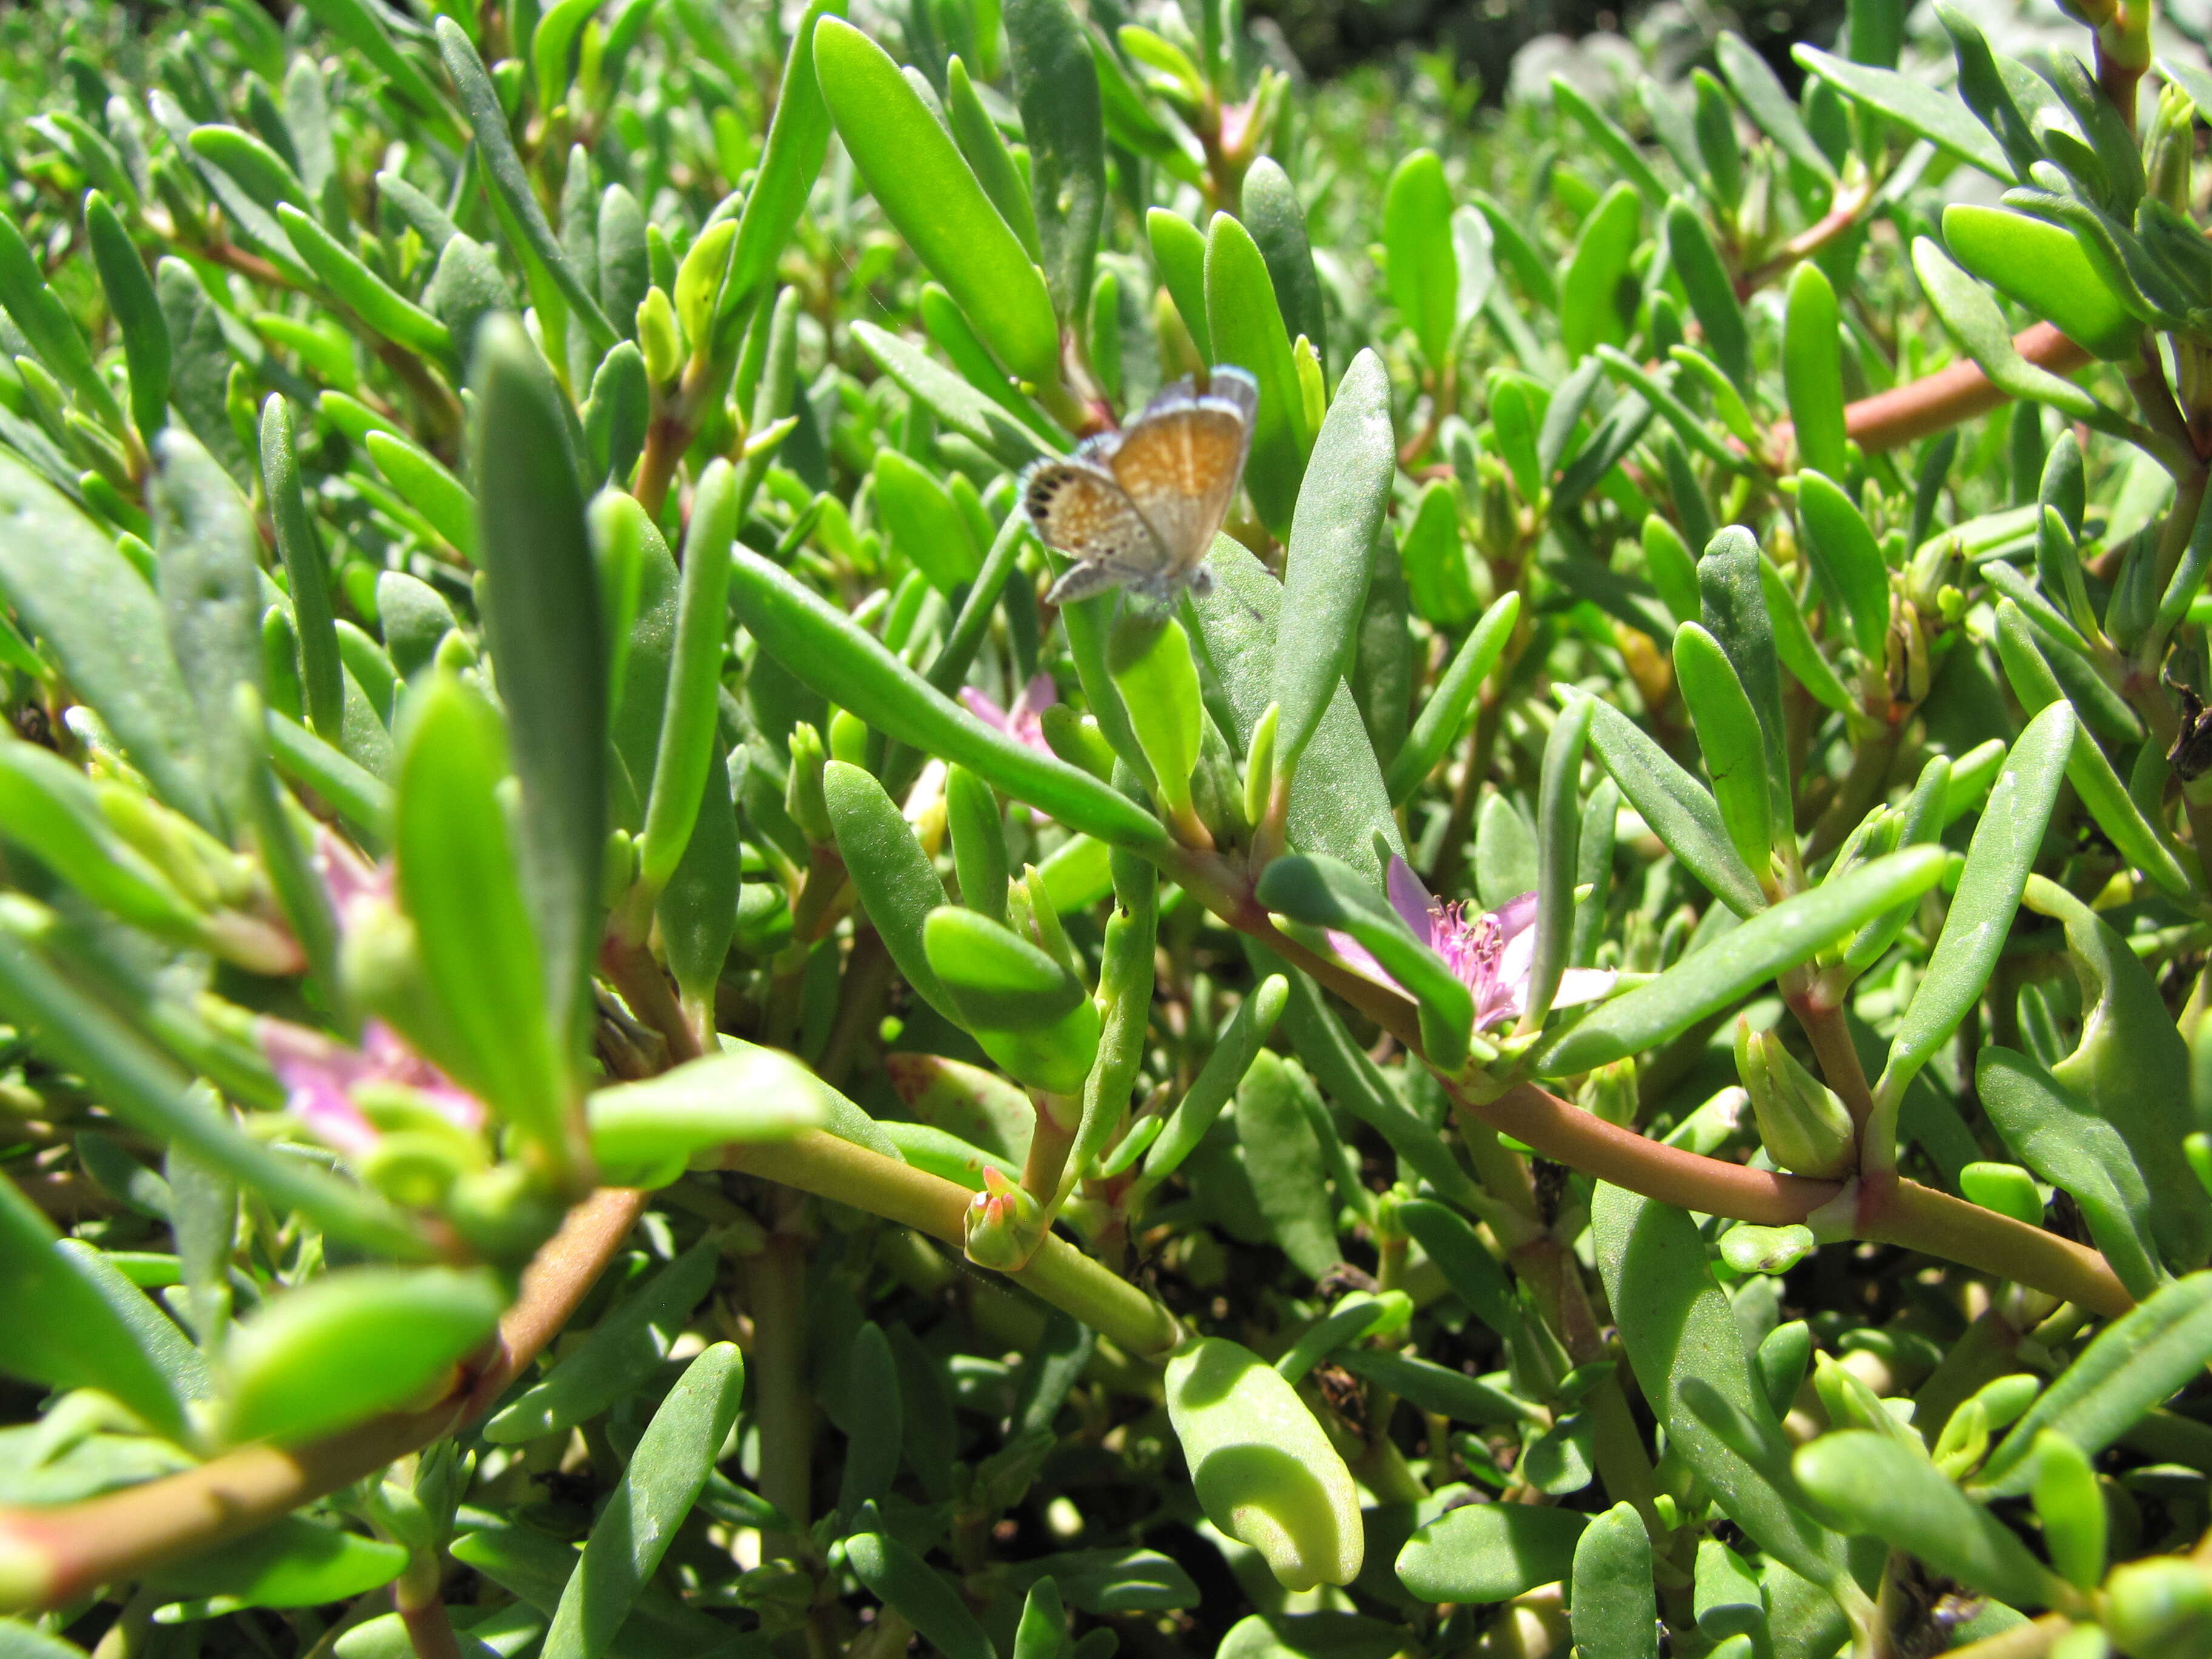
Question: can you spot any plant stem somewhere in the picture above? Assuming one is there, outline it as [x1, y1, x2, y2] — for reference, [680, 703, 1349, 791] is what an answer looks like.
[600, 938, 702, 1064]
[1459, 1081, 1842, 1225]
[1779, 324, 2095, 455]
[1854, 1175, 2130, 1318]
[1736, 179, 1876, 297]
[1941, 1614, 2071, 1659]
[0, 1188, 647, 1612]
[1803, 720, 1902, 865]
[722, 1131, 1182, 1357]
[395, 1563, 464, 1659]
[748, 1206, 814, 1561]
[1790, 991, 1878, 1145]
[1171, 842, 2139, 1318]
[88, 1586, 163, 1659]
[633, 412, 687, 521]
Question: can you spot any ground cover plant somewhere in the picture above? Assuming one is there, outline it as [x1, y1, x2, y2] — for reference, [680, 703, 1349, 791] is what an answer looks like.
[14, 0, 2212, 1654]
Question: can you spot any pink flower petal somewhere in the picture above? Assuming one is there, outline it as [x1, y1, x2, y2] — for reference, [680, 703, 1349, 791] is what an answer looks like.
[260, 1019, 380, 1157]
[1486, 981, 1527, 1027]
[1016, 674, 1059, 719]
[1386, 856, 1437, 942]
[313, 828, 389, 926]
[260, 1017, 483, 1158]
[1550, 968, 1618, 1011]
[1489, 891, 1539, 941]
[960, 687, 1011, 731]
[1497, 920, 1535, 988]
[1327, 928, 1398, 988]
[360, 1022, 484, 1133]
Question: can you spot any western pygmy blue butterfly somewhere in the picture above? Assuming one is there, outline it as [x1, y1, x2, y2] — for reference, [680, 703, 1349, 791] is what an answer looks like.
[1023, 366, 1259, 606]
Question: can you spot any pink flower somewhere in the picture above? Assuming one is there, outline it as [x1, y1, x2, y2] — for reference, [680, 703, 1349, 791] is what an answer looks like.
[260, 1017, 484, 1158]
[1332, 857, 1616, 1031]
[961, 673, 1057, 753]
[258, 828, 483, 1159]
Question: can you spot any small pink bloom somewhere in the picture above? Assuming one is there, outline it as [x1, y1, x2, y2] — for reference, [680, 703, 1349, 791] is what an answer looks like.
[260, 1017, 483, 1158]
[1331, 856, 1616, 1031]
[312, 827, 388, 926]
[260, 830, 482, 1159]
[961, 674, 1057, 753]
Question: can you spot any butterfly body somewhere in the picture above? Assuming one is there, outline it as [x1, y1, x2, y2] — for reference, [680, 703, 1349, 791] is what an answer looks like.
[1023, 367, 1259, 606]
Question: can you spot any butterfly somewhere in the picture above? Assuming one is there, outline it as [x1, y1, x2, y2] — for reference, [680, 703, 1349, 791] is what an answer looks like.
[1022, 366, 1258, 607]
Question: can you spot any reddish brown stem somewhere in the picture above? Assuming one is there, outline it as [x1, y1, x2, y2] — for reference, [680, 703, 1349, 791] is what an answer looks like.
[600, 938, 702, 1064]
[1460, 1081, 1840, 1224]
[0, 1188, 646, 1612]
[1736, 181, 1875, 298]
[396, 1574, 465, 1659]
[1776, 323, 2096, 456]
[1791, 992, 1879, 1143]
[633, 414, 688, 523]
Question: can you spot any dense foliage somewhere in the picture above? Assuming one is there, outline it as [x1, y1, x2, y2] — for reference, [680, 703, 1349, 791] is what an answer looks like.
[11, 0, 2212, 1656]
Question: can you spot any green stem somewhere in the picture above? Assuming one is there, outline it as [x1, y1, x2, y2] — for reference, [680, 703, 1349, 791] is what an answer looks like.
[723, 1131, 1182, 1357]
[1021, 1092, 1078, 1210]
[1803, 720, 1902, 866]
[816, 927, 893, 1090]
[89, 1586, 163, 1659]
[1854, 1175, 2130, 1318]
[748, 1210, 815, 1562]
[1941, 1614, 2071, 1659]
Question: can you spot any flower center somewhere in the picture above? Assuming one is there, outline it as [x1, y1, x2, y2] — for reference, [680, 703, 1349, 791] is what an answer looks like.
[1432, 901, 1502, 989]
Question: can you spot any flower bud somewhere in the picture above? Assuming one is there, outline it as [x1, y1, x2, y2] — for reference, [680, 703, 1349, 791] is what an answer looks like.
[963, 1166, 1046, 1271]
[2030, 1430, 2106, 1590]
[783, 721, 833, 845]
[1734, 1018, 1855, 1178]
[1476, 454, 1516, 558]
[1812, 1351, 1911, 1443]
[1242, 702, 1279, 833]
[2147, 82, 2196, 213]
[1040, 706, 1116, 780]
[636, 286, 682, 385]
[672, 218, 736, 361]
[1292, 334, 1324, 447]
[2105, 1557, 2212, 1655]
[1578, 1057, 1638, 1127]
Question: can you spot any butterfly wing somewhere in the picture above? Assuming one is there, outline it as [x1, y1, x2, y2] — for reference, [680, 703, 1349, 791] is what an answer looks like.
[1107, 367, 1258, 591]
[1022, 452, 1170, 605]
